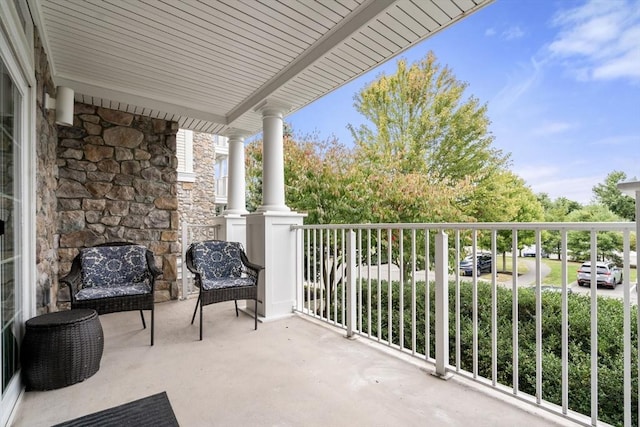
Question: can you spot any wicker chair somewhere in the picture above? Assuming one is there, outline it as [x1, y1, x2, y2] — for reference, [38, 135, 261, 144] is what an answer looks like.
[60, 242, 161, 345]
[185, 240, 262, 340]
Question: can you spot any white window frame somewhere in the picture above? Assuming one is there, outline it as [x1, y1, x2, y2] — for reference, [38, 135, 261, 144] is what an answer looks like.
[177, 129, 195, 182]
[1, 1, 36, 424]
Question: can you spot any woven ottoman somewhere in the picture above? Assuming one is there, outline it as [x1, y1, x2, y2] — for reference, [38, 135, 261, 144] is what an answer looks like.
[21, 309, 103, 391]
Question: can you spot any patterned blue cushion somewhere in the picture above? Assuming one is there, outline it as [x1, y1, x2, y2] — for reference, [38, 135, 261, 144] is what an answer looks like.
[80, 245, 150, 291]
[191, 241, 244, 280]
[76, 283, 151, 300]
[201, 277, 255, 290]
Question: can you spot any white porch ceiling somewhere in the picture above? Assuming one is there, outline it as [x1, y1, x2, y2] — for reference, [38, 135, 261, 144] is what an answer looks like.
[29, 0, 492, 135]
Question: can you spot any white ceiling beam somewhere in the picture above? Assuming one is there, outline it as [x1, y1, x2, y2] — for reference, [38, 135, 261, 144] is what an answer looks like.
[55, 76, 229, 127]
[226, 0, 396, 126]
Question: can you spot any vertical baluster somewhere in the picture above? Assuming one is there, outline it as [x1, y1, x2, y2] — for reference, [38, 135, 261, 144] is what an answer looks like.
[377, 228, 382, 342]
[535, 229, 542, 404]
[561, 229, 568, 415]
[491, 229, 497, 386]
[367, 229, 372, 338]
[411, 229, 416, 355]
[388, 228, 393, 347]
[589, 230, 598, 425]
[455, 230, 461, 372]
[622, 230, 631, 427]
[340, 228, 348, 324]
[425, 229, 431, 360]
[472, 229, 478, 378]
[512, 229, 519, 394]
[399, 228, 404, 351]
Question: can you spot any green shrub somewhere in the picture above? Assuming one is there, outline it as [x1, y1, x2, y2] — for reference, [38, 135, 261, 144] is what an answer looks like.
[354, 279, 638, 426]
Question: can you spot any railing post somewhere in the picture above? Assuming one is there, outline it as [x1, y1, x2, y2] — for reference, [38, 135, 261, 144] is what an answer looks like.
[181, 220, 189, 300]
[434, 230, 451, 379]
[346, 230, 357, 338]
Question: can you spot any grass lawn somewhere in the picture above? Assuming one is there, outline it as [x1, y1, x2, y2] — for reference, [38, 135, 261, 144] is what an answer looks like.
[494, 255, 528, 282]
[542, 258, 638, 285]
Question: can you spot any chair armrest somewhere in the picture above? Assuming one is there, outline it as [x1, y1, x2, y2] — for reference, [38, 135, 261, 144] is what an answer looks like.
[144, 249, 163, 279]
[185, 244, 198, 274]
[59, 255, 83, 301]
[240, 251, 264, 273]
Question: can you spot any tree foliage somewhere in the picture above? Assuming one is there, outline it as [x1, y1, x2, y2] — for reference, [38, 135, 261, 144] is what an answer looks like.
[349, 52, 509, 216]
[566, 204, 623, 261]
[592, 170, 636, 221]
[537, 194, 583, 258]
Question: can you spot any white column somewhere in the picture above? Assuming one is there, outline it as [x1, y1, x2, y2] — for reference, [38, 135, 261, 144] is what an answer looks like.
[257, 105, 289, 212]
[223, 132, 248, 215]
[244, 99, 305, 321]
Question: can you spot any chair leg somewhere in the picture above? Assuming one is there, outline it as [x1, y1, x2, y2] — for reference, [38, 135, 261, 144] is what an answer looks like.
[150, 307, 154, 346]
[199, 297, 203, 341]
[191, 294, 201, 325]
[139, 310, 146, 329]
[254, 298, 258, 330]
[234, 300, 239, 317]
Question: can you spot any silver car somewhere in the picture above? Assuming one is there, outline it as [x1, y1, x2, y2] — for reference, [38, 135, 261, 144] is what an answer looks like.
[576, 262, 622, 289]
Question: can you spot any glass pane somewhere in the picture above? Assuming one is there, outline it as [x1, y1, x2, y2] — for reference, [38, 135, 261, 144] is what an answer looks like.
[0, 57, 21, 395]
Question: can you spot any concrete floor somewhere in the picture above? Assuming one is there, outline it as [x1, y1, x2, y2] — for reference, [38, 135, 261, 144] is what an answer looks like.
[11, 298, 577, 427]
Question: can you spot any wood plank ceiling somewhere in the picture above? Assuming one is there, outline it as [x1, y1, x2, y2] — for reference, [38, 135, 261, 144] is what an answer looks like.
[30, 0, 492, 135]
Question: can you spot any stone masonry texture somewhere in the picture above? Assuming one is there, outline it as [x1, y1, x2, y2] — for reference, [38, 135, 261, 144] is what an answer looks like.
[56, 105, 179, 306]
[35, 32, 59, 314]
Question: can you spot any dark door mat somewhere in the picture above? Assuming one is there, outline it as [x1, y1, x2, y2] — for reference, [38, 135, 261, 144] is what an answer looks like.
[52, 391, 179, 426]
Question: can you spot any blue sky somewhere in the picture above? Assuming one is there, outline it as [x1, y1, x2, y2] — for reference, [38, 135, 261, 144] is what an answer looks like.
[285, 0, 640, 205]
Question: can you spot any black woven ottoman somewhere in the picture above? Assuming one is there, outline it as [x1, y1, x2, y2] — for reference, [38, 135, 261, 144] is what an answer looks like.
[21, 309, 103, 391]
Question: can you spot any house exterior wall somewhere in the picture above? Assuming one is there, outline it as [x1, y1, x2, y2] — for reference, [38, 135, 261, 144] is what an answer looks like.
[177, 131, 217, 226]
[34, 32, 59, 315]
[56, 105, 180, 306]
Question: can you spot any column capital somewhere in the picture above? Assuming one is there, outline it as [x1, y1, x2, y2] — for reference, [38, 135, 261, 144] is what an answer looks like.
[254, 99, 291, 117]
[618, 180, 640, 199]
[222, 128, 251, 140]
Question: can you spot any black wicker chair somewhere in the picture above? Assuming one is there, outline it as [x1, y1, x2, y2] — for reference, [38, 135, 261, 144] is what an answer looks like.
[185, 240, 262, 340]
[60, 242, 161, 345]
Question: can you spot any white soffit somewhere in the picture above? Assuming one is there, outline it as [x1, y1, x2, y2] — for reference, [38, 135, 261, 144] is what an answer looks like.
[30, 0, 492, 135]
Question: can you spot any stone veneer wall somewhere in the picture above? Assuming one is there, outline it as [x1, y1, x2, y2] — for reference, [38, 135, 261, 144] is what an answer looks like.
[176, 132, 217, 226]
[56, 105, 179, 305]
[34, 32, 59, 314]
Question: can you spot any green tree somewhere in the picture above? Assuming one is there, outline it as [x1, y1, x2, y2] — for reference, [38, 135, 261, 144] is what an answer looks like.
[538, 194, 582, 259]
[475, 171, 545, 270]
[349, 52, 509, 194]
[593, 171, 636, 221]
[347, 52, 512, 276]
[566, 205, 623, 262]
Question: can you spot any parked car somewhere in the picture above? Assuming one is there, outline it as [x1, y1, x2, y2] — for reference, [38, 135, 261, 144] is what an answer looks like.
[522, 245, 548, 258]
[576, 262, 622, 289]
[459, 254, 492, 276]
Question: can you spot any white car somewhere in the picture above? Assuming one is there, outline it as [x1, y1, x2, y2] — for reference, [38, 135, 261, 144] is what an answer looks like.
[576, 262, 622, 289]
[522, 245, 548, 258]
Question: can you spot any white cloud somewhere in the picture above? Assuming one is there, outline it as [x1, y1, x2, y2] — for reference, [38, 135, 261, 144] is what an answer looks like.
[485, 27, 496, 36]
[502, 25, 525, 40]
[591, 133, 640, 146]
[515, 165, 603, 204]
[547, 0, 640, 82]
[515, 164, 557, 181]
[532, 121, 575, 136]
[492, 58, 544, 112]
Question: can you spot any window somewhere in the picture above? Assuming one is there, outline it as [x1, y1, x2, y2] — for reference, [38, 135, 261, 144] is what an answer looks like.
[176, 129, 194, 182]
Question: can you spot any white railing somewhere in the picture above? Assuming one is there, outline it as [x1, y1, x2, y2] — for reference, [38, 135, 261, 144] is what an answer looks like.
[292, 222, 638, 427]
[180, 221, 220, 299]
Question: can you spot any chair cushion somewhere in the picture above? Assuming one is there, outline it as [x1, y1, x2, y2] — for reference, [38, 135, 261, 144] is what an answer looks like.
[191, 241, 244, 279]
[200, 277, 255, 290]
[80, 245, 150, 289]
[75, 283, 151, 300]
